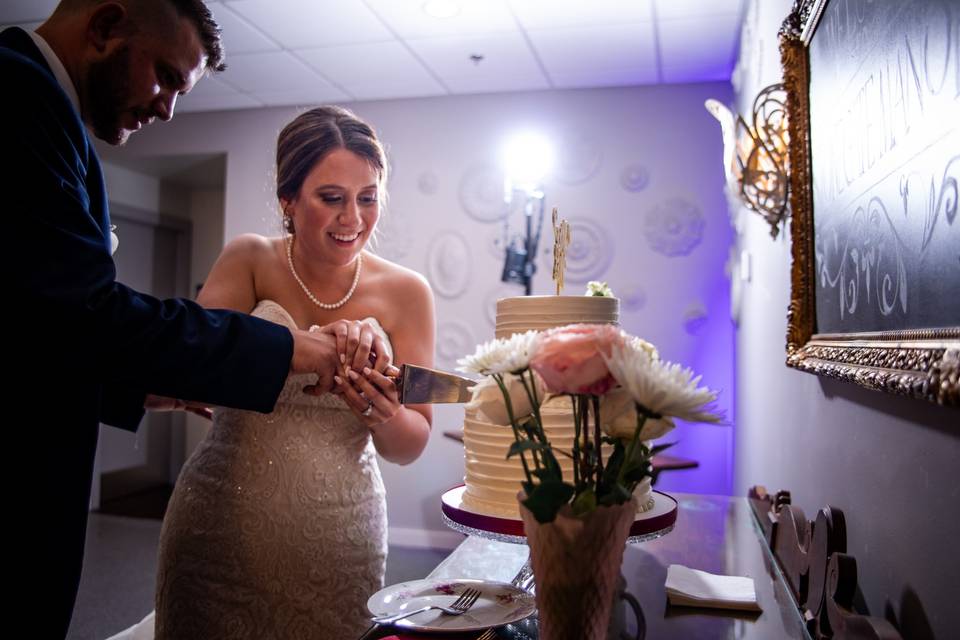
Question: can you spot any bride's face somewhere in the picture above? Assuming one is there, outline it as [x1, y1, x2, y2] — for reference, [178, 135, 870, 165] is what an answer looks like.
[286, 147, 380, 266]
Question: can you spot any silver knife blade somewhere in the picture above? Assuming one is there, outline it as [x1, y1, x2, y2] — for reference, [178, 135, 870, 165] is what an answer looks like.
[395, 363, 477, 404]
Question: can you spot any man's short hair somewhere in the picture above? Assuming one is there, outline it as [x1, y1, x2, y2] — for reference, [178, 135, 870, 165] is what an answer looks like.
[164, 0, 225, 72]
[56, 0, 226, 71]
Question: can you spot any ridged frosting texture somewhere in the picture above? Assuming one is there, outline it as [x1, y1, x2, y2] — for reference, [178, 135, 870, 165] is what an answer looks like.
[494, 295, 619, 339]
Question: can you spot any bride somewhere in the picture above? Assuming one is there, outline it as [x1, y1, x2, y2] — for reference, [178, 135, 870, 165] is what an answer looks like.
[147, 106, 434, 638]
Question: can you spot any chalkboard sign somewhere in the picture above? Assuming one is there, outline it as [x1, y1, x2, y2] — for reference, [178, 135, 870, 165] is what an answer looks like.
[780, 0, 959, 405]
[808, 0, 960, 333]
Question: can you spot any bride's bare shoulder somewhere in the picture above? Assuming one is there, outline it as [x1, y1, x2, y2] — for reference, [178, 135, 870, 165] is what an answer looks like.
[364, 252, 432, 305]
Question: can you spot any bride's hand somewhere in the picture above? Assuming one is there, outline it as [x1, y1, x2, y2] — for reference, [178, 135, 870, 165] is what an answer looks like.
[319, 319, 393, 373]
[334, 366, 400, 427]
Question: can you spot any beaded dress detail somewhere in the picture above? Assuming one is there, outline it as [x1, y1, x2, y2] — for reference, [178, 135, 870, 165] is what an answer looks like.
[155, 300, 389, 639]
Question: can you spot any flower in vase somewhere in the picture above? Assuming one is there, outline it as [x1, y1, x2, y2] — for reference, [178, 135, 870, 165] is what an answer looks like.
[604, 339, 723, 423]
[467, 373, 545, 425]
[457, 330, 539, 375]
[600, 387, 676, 441]
[529, 324, 624, 395]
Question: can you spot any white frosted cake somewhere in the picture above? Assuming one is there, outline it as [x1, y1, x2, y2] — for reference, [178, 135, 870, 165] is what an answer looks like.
[461, 294, 655, 519]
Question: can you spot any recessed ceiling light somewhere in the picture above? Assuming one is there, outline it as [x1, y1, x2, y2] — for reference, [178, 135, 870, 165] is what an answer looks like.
[422, 0, 461, 19]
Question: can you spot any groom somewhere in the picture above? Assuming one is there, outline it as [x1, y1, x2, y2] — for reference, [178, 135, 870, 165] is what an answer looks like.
[2, 1, 341, 636]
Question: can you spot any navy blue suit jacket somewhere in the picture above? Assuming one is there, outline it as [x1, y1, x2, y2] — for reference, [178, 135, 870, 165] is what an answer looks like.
[1, 27, 295, 637]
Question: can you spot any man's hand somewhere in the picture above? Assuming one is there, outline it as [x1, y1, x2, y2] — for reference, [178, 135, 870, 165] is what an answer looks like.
[290, 328, 341, 395]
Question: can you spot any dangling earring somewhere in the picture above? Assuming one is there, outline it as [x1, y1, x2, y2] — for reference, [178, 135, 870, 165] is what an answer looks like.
[283, 210, 295, 234]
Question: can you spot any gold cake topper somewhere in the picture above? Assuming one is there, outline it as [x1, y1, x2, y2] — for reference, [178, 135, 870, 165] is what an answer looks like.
[551, 207, 572, 295]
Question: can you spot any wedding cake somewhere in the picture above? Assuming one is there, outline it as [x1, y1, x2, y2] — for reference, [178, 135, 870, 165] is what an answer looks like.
[461, 295, 655, 519]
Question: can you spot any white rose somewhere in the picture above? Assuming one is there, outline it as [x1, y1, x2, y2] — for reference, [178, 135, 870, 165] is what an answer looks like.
[600, 387, 676, 441]
[466, 373, 542, 425]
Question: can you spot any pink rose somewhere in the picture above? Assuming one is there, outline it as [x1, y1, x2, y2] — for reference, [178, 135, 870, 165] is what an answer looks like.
[529, 324, 624, 395]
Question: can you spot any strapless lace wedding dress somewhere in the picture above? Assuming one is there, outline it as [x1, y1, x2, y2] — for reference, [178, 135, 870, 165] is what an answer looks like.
[152, 300, 389, 639]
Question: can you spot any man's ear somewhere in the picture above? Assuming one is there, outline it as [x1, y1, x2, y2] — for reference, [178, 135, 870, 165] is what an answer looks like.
[87, 3, 128, 54]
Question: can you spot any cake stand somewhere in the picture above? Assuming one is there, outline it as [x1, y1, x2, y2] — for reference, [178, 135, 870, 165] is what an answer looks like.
[441, 484, 678, 545]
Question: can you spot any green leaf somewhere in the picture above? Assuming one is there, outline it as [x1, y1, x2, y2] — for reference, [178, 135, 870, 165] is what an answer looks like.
[651, 441, 676, 456]
[603, 444, 625, 485]
[572, 489, 597, 516]
[597, 483, 632, 507]
[507, 440, 545, 459]
[522, 481, 575, 524]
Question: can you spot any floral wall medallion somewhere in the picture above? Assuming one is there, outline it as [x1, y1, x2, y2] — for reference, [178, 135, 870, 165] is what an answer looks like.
[553, 130, 603, 185]
[426, 231, 472, 299]
[620, 284, 648, 312]
[417, 171, 438, 195]
[644, 198, 705, 257]
[372, 213, 413, 262]
[683, 302, 709, 336]
[545, 217, 613, 284]
[459, 164, 506, 222]
[620, 164, 650, 192]
[435, 320, 476, 371]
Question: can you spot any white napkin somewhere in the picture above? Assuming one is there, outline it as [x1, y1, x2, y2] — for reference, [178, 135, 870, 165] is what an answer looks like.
[665, 564, 762, 612]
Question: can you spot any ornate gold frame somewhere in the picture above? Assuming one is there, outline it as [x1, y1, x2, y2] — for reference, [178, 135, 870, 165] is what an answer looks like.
[778, 0, 959, 406]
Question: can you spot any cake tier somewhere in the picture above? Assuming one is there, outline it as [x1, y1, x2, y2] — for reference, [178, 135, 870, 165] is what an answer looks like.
[495, 295, 619, 339]
[462, 396, 654, 519]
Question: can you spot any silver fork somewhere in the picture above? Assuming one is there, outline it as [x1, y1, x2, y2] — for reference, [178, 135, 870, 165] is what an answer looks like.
[371, 587, 482, 624]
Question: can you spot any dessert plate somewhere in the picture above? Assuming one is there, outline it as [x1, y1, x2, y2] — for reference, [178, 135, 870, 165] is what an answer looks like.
[367, 577, 535, 632]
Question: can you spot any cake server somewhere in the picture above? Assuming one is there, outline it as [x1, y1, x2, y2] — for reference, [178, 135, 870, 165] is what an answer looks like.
[393, 363, 477, 404]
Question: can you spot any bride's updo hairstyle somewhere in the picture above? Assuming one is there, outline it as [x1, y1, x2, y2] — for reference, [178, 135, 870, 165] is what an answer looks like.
[276, 106, 388, 234]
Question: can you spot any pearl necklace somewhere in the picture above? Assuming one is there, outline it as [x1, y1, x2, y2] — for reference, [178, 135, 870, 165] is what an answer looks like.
[286, 237, 362, 310]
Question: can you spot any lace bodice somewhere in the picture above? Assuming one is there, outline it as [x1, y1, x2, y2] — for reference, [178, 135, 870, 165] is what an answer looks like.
[154, 300, 391, 639]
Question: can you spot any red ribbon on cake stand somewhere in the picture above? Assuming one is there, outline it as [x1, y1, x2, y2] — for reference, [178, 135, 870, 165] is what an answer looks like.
[441, 484, 678, 545]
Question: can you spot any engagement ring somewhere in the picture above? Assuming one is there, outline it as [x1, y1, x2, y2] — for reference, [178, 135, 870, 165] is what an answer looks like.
[362, 401, 374, 417]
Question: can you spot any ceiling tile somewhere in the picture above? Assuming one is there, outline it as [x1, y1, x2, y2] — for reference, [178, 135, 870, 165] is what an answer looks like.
[177, 93, 264, 113]
[297, 41, 447, 99]
[0, 0, 57, 24]
[509, 0, 653, 29]
[408, 32, 549, 94]
[364, 0, 516, 38]
[253, 85, 352, 107]
[205, 1, 280, 54]
[658, 14, 740, 83]
[654, 0, 744, 20]
[225, 0, 392, 48]
[528, 23, 659, 88]
[176, 74, 261, 113]
[216, 50, 337, 93]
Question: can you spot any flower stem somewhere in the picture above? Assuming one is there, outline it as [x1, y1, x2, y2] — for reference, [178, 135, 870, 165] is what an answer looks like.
[618, 402, 648, 488]
[591, 395, 603, 483]
[494, 374, 535, 485]
[579, 396, 591, 488]
[570, 394, 581, 488]
[520, 371, 546, 445]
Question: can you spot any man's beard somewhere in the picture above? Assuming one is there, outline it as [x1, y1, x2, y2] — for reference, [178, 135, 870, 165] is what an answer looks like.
[85, 45, 134, 146]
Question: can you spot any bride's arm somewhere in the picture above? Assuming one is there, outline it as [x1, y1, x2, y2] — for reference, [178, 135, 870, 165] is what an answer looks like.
[348, 272, 434, 465]
[196, 234, 264, 311]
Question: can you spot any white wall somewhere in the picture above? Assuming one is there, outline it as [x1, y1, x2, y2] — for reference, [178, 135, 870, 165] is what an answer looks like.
[103, 83, 736, 547]
[732, 2, 960, 637]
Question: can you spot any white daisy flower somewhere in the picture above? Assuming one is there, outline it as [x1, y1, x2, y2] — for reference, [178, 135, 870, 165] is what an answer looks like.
[604, 340, 722, 423]
[457, 330, 539, 375]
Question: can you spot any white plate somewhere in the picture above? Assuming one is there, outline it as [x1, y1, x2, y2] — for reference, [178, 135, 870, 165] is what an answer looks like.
[367, 578, 536, 632]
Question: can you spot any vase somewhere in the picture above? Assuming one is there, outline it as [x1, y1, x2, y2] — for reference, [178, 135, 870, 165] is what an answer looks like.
[518, 494, 638, 640]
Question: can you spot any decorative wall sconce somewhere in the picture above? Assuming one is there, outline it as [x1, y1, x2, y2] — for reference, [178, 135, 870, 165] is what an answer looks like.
[706, 83, 790, 238]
